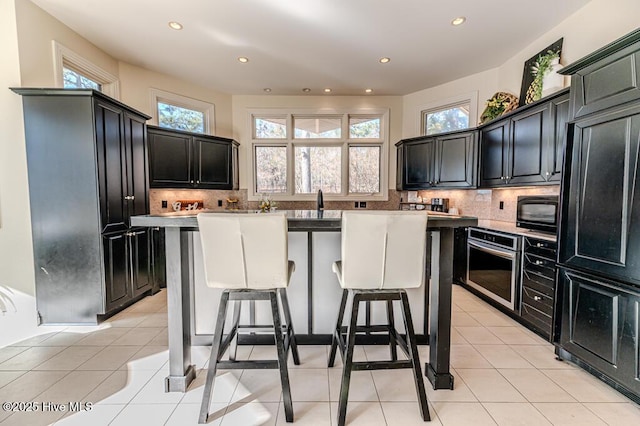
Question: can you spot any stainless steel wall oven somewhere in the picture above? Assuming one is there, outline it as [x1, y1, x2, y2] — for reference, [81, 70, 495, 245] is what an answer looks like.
[466, 228, 521, 311]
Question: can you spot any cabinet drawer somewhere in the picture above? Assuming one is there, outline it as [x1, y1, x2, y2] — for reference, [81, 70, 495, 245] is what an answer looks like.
[523, 253, 556, 279]
[522, 286, 554, 316]
[524, 238, 557, 259]
[522, 271, 555, 297]
[520, 303, 552, 338]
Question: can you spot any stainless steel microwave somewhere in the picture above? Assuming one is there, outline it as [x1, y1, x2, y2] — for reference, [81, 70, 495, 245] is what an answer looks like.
[516, 195, 559, 233]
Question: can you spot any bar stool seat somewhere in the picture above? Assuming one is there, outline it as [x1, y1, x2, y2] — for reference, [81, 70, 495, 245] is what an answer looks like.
[196, 212, 299, 424]
[328, 211, 431, 426]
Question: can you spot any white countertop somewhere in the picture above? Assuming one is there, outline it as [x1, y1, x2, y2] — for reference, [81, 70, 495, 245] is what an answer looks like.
[474, 220, 557, 242]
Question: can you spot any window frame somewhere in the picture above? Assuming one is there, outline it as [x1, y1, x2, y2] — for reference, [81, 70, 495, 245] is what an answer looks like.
[249, 108, 389, 201]
[418, 92, 478, 136]
[149, 88, 215, 135]
[52, 41, 119, 99]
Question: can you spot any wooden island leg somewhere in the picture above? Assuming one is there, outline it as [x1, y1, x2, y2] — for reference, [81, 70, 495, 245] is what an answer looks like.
[425, 228, 455, 390]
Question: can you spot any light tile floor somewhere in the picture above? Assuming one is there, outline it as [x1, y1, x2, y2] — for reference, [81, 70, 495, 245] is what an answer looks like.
[1, 286, 639, 425]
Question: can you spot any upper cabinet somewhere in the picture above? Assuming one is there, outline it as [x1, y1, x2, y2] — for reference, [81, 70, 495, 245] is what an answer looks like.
[396, 130, 477, 190]
[148, 125, 239, 190]
[479, 89, 569, 188]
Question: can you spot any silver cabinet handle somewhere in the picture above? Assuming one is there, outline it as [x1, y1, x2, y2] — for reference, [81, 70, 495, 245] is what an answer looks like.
[197, 180, 200, 184]
[533, 295, 542, 301]
[190, 180, 194, 184]
[536, 243, 544, 248]
[124, 195, 134, 200]
[535, 260, 544, 265]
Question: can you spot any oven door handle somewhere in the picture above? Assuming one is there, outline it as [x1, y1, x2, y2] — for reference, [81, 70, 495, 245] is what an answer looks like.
[468, 239, 516, 260]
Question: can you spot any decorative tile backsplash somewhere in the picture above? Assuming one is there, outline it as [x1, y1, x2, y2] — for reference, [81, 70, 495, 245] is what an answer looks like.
[149, 186, 559, 224]
[415, 186, 560, 222]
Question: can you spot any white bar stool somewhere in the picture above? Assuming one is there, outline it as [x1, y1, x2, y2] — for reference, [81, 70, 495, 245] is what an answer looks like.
[328, 211, 431, 426]
[196, 212, 299, 424]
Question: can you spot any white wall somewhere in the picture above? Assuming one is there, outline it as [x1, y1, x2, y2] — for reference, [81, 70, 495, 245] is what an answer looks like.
[497, 0, 640, 95]
[402, 0, 640, 139]
[231, 94, 403, 189]
[0, 0, 40, 347]
[402, 68, 499, 138]
[118, 62, 234, 138]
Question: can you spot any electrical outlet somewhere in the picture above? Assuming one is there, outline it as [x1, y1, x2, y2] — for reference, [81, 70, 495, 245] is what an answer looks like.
[359, 201, 367, 208]
[161, 200, 167, 208]
[354, 202, 359, 208]
[499, 201, 504, 210]
[218, 200, 223, 207]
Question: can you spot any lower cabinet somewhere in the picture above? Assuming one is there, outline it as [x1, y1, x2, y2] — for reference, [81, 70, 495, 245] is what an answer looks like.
[520, 237, 557, 340]
[556, 267, 640, 399]
[104, 228, 152, 313]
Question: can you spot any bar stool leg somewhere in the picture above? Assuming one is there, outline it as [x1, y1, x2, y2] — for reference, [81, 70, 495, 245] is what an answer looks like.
[337, 291, 361, 426]
[399, 291, 430, 421]
[229, 300, 242, 361]
[278, 288, 300, 365]
[199, 290, 231, 424]
[386, 299, 398, 361]
[270, 291, 294, 422]
[328, 289, 349, 367]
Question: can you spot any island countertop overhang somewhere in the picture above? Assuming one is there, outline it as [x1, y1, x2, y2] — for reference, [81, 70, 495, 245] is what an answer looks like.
[131, 209, 478, 231]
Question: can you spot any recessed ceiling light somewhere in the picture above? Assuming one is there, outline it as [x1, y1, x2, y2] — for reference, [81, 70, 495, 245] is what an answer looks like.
[302, 88, 311, 93]
[324, 88, 332, 93]
[168, 21, 183, 30]
[263, 88, 272, 93]
[379, 57, 391, 64]
[365, 89, 373, 93]
[238, 57, 249, 63]
[451, 16, 466, 26]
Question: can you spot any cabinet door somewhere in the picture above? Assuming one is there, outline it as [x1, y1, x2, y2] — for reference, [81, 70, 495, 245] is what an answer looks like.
[403, 138, 434, 189]
[194, 137, 232, 189]
[547, 93, 570, 182]
[507, 102, 548, 185]
[559, 105, 640, 284]
[129, 228, 152, 298]
[123, 112, 149, 218]
[434, 131, 476, 188]
[480, 119, 510, 187]
[148, 127, 193, 188]
[557, 267, 640, 395]
[104, 232, 131, 313]
[95, 101, 128, 234]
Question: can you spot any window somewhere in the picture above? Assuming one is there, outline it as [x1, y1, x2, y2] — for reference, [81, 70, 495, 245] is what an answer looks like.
[150, 88, 215, 135]
[250, 109, 389, 200]
[63, 67, 101, 90]
[418, 92, 478, 136]
[53, 41, 119, 98]
[157, 101, 205, 133]
[423, 102, 470, 135]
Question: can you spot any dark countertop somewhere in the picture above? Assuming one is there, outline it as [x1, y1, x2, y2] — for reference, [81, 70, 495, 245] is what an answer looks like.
[474, 220, 557, 242]
[131, 209, 478, 231]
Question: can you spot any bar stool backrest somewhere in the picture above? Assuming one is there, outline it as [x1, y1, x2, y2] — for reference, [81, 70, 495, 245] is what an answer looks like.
[340, 211, 428, 289]
[197, 213, 290, 289]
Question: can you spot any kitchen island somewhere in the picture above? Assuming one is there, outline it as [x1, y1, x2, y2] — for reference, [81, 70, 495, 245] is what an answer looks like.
[131, 210, 477, 393]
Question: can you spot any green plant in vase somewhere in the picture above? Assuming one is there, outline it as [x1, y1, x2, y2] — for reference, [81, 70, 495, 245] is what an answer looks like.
[526, 49, 560, 104]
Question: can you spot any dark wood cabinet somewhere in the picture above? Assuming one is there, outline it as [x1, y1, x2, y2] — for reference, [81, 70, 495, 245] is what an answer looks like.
[402, 137, 435, 189]
[148, 125, 238, 189]
[396, 129, 477, 190]
[557, 267, 640, 398]
[520, 237, 557, 341]
[558, 103, 640, 285]
[434, 131, 477, 188]
[480, 90, 569, 187]
[13, 88, 152, 323]
[480, 119, 510, 186]
[556, 28, 640, 403]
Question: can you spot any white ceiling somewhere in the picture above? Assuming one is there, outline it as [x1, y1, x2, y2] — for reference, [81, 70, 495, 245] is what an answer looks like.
[31, 0, 592, 96]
